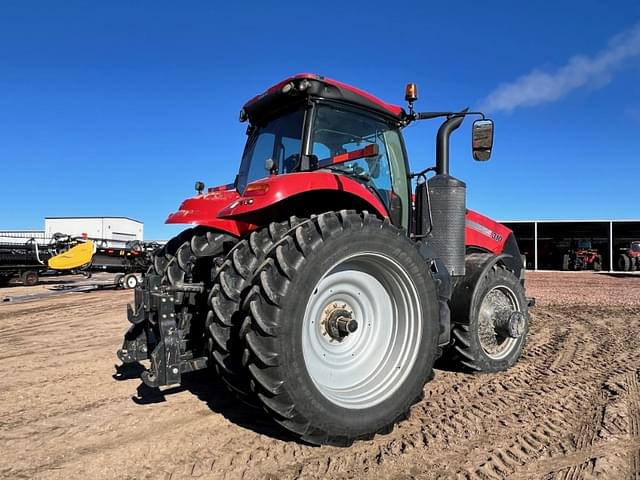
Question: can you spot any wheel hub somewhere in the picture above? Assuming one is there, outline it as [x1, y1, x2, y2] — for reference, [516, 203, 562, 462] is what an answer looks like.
[495, 311, 525, 338]
[321, 303, 358, 341]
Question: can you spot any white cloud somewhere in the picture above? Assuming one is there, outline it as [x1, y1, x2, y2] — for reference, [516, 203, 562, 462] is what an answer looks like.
[480, 22, 640, 113]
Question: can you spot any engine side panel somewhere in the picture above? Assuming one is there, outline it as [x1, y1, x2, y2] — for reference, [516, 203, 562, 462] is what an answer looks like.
[465, 209, 511, 254]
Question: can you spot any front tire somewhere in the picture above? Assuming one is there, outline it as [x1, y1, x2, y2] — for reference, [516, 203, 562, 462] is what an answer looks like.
[449, 264, 528, 373]
[243, 211, 440, 446]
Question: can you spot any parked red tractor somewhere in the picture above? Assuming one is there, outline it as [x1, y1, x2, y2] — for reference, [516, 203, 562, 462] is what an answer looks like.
[118, 74, 531, 446]
[562, 239, 602, 271]
[617, 241, 640, 271]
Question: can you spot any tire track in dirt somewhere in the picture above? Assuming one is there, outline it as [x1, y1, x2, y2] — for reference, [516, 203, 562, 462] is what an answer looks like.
[444, 309, 637, 480]
[627, 370, 640, 480]
[553, 392, 606, 480]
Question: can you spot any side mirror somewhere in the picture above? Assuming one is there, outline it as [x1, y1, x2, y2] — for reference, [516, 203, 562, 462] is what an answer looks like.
[472, 119, 494, 161]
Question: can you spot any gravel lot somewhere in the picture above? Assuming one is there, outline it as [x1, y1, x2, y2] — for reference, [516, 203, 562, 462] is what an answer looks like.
[1, 271, 640, 479]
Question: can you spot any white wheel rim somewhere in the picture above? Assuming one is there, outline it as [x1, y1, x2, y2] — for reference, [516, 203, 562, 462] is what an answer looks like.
[126, 276, 137, 289]
[477, 285, 520, 360]
[302, 252, 423, 409]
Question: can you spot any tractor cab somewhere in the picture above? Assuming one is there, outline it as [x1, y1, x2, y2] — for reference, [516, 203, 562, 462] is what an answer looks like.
[236, 74, 411, 227]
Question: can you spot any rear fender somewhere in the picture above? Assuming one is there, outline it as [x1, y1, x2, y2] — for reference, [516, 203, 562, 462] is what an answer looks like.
[165, 189, 254, 237]
[450, 253, 512, 326]
[218, 172, 389, 224]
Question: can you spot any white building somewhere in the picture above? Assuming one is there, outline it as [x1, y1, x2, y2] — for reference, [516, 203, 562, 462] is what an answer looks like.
[44, 217, 143, 246]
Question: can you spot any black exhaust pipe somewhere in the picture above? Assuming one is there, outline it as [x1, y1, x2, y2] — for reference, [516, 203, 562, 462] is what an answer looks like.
[427, 108, 469, 277]
[435, 108, 468, 175]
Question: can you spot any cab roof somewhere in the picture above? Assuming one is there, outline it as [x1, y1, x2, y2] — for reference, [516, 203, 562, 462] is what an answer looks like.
[243, 73, 405, 121]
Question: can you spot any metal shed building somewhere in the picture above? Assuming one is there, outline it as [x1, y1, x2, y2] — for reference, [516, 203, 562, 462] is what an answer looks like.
[502, 219, 640, 272]
[44, 217, 143, 246]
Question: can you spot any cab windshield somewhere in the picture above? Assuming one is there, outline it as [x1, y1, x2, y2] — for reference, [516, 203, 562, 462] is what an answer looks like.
[236, 108, 304, 193]
[632, 242, 640, 252]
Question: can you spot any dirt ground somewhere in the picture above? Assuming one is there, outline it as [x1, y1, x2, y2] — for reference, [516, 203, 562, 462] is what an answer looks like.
[2, 272, 640, 480]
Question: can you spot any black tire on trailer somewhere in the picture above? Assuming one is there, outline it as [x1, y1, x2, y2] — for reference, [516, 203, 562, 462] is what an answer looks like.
[243, 211, 440, 446]
[449, 264, 528, 373]
[562, 254, 570, 271]
[21, 270, 39, 286]
[207, 217, 302, 404]
[618, 254, 630, 272]
[631, 257, 638, 272]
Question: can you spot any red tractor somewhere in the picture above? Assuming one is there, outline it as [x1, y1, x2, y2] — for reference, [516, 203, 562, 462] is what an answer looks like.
[562, 239, 602, 271]
[617, 241, 640, 271]
[118, 74, 531, 446]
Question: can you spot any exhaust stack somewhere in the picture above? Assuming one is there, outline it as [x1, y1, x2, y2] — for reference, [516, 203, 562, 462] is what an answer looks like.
[435, 109, 468, 175]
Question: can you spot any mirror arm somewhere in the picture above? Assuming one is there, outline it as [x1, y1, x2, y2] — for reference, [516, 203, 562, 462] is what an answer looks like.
[405, 111, 486, 123]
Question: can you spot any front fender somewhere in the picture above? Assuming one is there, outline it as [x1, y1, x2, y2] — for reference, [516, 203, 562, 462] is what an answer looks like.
[450, 253, 510, 326]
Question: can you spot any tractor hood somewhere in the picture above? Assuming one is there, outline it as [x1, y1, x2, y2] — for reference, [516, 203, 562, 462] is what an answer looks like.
[165, 187, 255, 237]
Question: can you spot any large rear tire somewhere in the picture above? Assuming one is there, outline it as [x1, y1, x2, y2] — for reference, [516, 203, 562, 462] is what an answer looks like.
[150, 228, 237, 358]
[243, 211, 440, 446]
[207, 218, 301, 404]
[151, 228, 195, 277]
[449, 264, 528, 373]
[618, 254, 630, 272]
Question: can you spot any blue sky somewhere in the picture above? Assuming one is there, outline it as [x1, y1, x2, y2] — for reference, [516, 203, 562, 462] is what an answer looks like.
[1, 1, 639, 240]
